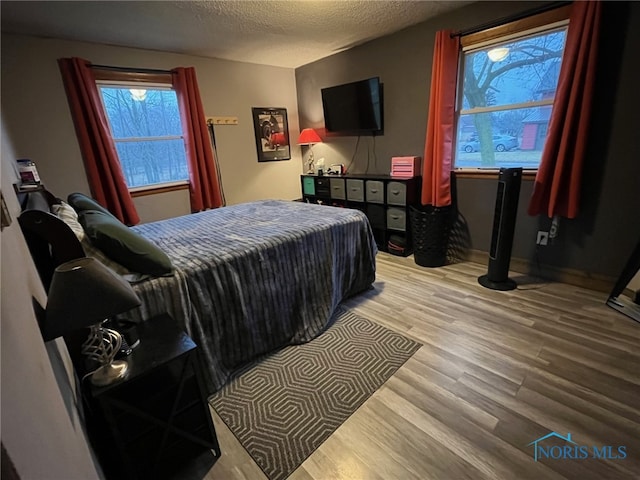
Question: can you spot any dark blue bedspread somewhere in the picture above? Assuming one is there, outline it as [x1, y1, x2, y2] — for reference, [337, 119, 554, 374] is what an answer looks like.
[124, 200, 377, 391]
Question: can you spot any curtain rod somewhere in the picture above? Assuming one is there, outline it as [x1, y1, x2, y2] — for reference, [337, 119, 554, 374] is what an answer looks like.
[451, 1, 572, 38]
[90, 64, 173, 75]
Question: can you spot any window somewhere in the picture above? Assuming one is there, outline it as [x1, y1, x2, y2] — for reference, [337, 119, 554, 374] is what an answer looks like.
[98, 82, 189, 190]
[455, 13, 568, 170]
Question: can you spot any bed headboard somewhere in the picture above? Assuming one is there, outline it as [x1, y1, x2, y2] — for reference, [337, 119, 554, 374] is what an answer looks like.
[17, 189, 84, 291]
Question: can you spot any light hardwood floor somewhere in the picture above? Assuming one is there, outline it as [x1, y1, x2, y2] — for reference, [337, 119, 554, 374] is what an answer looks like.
[201, 253, 640, 480]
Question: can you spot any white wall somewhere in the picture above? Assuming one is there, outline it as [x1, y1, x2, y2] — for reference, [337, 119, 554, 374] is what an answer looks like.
[132, 189, 192, 223]
[1, 118, 100, 479]
[1, 33, 303, 223]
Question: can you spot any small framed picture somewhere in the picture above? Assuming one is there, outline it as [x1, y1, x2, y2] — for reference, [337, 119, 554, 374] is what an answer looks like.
[252, 107, 291, 162]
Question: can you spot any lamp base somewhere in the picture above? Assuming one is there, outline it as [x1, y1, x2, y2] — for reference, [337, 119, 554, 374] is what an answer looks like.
[90, 360, 129, 386]
[307, 148, 315, 174]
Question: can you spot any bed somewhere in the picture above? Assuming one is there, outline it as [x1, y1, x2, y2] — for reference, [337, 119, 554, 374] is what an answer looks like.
[19, 192, 377, 392]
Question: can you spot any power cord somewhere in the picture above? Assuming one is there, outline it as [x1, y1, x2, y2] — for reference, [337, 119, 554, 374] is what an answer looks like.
[345, 136, 361, 174]
[372, 134, 378, 172]
[364, 138, 371, 174]
[516, 244, 549, 291]
[82, 366, 100, 383]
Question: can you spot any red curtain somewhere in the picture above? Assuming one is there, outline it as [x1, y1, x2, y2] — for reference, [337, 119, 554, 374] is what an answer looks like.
[528, 1, 602, 219]
[58, 58, 140, 225]
[172, 67, 224, 212]
[421, 30, 460, 207]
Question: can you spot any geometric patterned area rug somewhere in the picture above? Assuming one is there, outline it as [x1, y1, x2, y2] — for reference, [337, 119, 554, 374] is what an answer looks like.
[210, 306, 421, 480]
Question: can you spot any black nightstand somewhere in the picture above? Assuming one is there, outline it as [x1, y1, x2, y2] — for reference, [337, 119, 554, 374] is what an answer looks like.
[85, 314, 221, 480]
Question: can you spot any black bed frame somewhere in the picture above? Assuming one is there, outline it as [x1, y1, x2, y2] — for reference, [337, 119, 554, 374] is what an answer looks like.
[18, 189, 89, 351]
[17, 189, 84, 291]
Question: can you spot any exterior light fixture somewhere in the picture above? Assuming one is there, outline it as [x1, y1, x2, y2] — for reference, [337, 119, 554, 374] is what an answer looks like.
[487, 47, 509, 62]
[129, 89, 147, 101]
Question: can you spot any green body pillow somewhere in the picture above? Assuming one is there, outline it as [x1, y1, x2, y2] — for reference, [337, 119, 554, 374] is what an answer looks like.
[68, 192, 116, 218]
[79, 210, 173, 276]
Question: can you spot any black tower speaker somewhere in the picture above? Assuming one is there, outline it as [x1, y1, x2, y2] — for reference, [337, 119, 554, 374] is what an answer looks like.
[478, 167, 523, 291]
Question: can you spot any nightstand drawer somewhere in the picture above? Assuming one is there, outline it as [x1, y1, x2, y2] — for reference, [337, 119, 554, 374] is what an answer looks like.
[346, 179, 365, 202]
[366, 180, 384, 203]
[387, 182, 407, 206]
[315, 177, 331, 198]
[330, 178, 346, 200]
[387, 207, 407, 231]
[302, 177, 315, 195]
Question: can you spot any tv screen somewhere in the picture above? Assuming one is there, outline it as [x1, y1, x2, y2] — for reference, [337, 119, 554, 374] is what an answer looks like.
[321, 77, 383, 135]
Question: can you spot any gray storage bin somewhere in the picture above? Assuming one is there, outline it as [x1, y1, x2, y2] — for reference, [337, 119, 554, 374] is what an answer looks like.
[330, 178, 346, 200]
[387, 181, 407, 206]
[346, 179, 365, 202]
[386, 207, 406, 231]
[366, 180, 384, 203]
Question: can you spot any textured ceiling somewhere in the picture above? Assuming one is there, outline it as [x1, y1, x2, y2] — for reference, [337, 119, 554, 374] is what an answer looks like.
[1, 1, 470, 68]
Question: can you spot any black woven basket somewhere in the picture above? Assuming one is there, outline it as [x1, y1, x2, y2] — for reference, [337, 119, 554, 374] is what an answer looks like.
[410, 205, 452, 267]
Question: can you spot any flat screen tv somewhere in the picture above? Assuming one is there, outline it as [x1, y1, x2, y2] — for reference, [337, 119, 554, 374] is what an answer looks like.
[321, 77, 383, 135]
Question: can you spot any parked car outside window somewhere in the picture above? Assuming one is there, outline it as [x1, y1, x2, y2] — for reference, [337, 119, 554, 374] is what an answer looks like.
[459, 134, 519, 153]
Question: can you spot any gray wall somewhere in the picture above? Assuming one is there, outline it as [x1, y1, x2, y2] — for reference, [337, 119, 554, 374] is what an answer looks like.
[296, 1, 640, 280]
[1, 119, 101, 479]
[1, 34, 303, 223]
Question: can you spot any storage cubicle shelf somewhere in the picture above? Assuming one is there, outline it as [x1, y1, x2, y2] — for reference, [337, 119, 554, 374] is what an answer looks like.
[301, 174, 422, 256]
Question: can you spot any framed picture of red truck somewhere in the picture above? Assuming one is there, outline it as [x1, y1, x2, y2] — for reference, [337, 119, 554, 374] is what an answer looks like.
[252, 107, 291, 162]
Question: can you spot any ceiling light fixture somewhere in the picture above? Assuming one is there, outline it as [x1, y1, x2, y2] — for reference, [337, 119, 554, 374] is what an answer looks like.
[487, 47, 509, 62]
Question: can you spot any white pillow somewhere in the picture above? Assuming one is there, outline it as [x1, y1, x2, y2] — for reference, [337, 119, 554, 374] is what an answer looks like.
[52, 201, 83, 236]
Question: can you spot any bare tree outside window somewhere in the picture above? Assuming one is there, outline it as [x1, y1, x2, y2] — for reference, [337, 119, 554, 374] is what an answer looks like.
[99, 86, 189, 188]
[456, 28, 567, 169]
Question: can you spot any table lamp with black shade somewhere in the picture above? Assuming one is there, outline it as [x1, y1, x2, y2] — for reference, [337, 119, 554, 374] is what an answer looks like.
[46, 257, 141, 386]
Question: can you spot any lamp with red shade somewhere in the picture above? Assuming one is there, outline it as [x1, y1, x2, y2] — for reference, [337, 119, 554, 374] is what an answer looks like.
[298, 128, 322, 174]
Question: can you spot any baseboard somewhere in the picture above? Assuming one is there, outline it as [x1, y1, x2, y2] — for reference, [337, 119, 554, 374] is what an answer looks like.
[467, 249, 616, 294]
